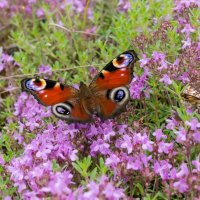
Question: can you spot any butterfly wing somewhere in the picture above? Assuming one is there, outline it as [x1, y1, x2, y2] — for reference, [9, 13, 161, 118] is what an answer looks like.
[181, 85, 200, 113]
[89, 50, 139, 119]
[21, 78, 92, 122]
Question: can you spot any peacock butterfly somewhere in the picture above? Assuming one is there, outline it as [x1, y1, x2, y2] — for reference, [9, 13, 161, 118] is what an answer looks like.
[21, 50, 139, 122]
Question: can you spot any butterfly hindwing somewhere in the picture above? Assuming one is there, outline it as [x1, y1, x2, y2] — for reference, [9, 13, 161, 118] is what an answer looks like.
[52, 102, 92, 122]
[96, 86, 130, 119]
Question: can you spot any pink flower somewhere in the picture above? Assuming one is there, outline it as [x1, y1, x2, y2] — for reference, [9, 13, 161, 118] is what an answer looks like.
[153, 129, 167, 141]
[0, 0, 8, 8]
[0, 155, 5, 165]
[154, 160, 172, 180]
[181, 23, 195, 37]
[141, 135, 154, 152]
[105, 154, 120, 167]
[182, 38, 191, 49]
[90, 139, 110, 156]
[120, 135, 132, 154]
[127, 156, 143, 170]
[38, 65, 52, 77]
[13, 132, 24, 145]
[166, 118, 178, 130]
[83, 181, 99, 199]
[192, 160, 200, 172]
[158, 141, 174, 154]
[160, 74, 172, 85]
[103, 183, 125, 199]
[139, 54, 150, 68]
[173, 178, 189, 193]
[177, 72, 189, 83]
[36, 8, 45, 18]
[176, 163, 189, 178]
[42, 171, 73, 196]
[175, 127, 187, 143]
[118, 0, 131, 12]
[185, 118, 200, 131]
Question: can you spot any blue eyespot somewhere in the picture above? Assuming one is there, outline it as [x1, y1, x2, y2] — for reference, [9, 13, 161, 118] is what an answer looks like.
[56, 106, 70, 115]
[124, 53, 133, 62]
[25, 80, 34, 90]
[114, 89, 125, 102]
[25, 79, 45, 91]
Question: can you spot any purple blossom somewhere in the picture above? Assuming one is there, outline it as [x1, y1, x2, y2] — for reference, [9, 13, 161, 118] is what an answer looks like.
[118, 0, 131, 12]
[192, 160, 200, 172]
[105, 154, 120, 167]
[83, 181, 99, 199]
[182, 37, 191, 49]
[193, 131, 200, 143]
[176, 163, 189, 178]
[141, 135, 154, 152]
[103, 182, 125, 199]
[160, 74, 172, 85]
[90, 139, 110, 156]
[166, 117, 178, 130]
[41, 171, 73, 196]
[177, 72, 189, 83]
[158, 141, 174, 154]
[181, 23, 195, 37]
[0, 0, 8, 8]
[154, 160, 172, 180]
[36, 8, 45, 18]
[0, 53, 15, 72]
[185, 118, 200, 131]
[4, 197, 12, 200]
[82, 176, 125, 199]
[139, 54, 150, 68]
[120, 134, 132, 154]
[130, 67, 150, 99]
[152, 51, 166, 61]
[173, 178, 189, 193]
[0, 154, 5, 165]
[38, 65, 52, 77]
[13, 132, 24, 144]
[174, 127, 187, 143]
[89, 66, 98, 78]
[153, 129, 167, 141]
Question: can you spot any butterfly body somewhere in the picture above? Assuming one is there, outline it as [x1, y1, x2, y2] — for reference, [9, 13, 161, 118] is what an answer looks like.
[21, 50, 139, 122]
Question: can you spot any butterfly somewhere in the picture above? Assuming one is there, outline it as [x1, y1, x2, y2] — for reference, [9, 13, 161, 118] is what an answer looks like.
[21, 50, 139, 122]
[181, 85, 200, 113]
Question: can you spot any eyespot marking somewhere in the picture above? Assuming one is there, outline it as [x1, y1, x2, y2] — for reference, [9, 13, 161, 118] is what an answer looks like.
[108, 87, 130, 105]
[25, 79, 46, 91]
[114, 89, 126, 102]
[52, 103, 72, 119]
[112, 53, 133, 68]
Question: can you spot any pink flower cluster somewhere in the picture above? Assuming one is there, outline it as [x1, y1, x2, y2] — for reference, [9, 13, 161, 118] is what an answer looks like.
[6, 93, 200, 198]
[0, 0, 95, 27]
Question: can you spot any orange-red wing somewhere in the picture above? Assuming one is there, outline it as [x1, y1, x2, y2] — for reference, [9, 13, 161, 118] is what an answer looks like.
[21, 78, 78, 106]
[90, 50, 138, 91]
[51, 101, 92, 122]
[96, 96, 118, 119]
[89, 50, 138, 119]
[94, 67, 132, 90]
